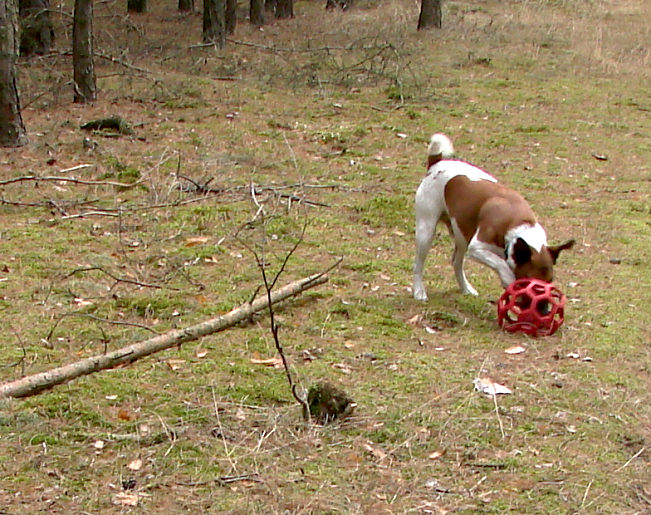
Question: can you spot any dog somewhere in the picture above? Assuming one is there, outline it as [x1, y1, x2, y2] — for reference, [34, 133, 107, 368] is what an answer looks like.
[412, 134, 574, 300]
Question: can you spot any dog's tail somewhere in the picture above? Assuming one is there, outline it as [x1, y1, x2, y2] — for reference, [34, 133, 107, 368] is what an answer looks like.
[427, 134, 455, 168]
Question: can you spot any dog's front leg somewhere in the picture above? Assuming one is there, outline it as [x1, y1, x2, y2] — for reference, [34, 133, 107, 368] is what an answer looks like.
[452, 243, 478, 296]
[467, 239, 516, 289]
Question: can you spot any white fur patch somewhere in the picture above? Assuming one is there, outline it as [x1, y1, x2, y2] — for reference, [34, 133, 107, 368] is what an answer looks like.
[426, 160, 497, 183]
[505, 223, 548, 268]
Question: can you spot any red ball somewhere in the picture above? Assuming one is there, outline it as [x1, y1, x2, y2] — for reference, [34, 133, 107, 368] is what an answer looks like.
[497, 278, 566, 337]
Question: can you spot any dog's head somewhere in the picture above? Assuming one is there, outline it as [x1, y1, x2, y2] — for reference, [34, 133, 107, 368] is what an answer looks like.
[511, 238, 575, 283]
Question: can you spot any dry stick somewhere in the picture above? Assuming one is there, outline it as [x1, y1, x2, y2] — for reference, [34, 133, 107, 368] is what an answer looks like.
[0, 175, 143, 189]
[0, 272, 329, 399]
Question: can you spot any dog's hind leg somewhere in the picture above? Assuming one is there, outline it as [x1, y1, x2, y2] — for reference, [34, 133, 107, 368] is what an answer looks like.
[413, 192, 443, 301]
[413, 219, 436, 301]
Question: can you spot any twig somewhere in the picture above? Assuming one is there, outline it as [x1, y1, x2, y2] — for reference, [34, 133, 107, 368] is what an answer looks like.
[64, 266, 176, 291]
[61, 211, 120, 219]
[46, 313, 160, 342]
[237, 218, 313, 418]
[59, 164, 94, 174]
[182, 474, 262, 487]
[0, 175, 144, 189]
[614, 446, 646, 473]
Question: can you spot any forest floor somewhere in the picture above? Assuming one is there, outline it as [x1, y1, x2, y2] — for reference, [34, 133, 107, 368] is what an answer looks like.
[1, 0, 651, 513]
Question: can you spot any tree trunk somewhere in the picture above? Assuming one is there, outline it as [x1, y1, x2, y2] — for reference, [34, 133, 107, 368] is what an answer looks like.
[225, 0, 236, 34]
[127, 0, 146, 13]
[417, 0, 441, 30]
[0, 0, 28, 147]
[73, 0, 96, 103]
[0, 272, 329, 399]
[203, 0, 225, 47]
[249, 0, 263, 25]
[274, 0, 292, 19]
[178, 0, 194, 12]
[19, 0, 54, 56]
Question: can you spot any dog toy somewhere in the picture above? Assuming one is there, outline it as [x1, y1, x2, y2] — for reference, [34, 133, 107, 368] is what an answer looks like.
[497, 278, 566, 337]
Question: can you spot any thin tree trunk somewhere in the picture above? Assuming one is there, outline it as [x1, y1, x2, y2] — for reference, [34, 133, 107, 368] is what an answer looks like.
[73, 0, 96, 102]
[127, 0, 146, 13]
[19, 0, 54, 56]
[249, 0, 264, 26]
[203, 0, 225, 47]
[417, 0, 441, 30]
[0, 0, 28, 146]
[225, 0, 236, 34]
[274, 0, 292, 19]
[178, 0, 194, 12]
[0, 272, 329, 399]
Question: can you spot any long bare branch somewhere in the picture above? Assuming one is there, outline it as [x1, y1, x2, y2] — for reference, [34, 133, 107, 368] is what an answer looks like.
[0, 272, 329, 399]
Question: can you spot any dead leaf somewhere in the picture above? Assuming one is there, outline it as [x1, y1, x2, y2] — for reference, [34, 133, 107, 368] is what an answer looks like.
[118, 409, 133, 421]
[185, 236, 210, 247]
[428, 449, 447, 460]
[473, 377, 512, 396]
[362, 442, 387, 461]
[332, 362, 353, 374]
[196, 349, 208, 358]
[128, 459, 143, 471]
[250, 356, 283, 368]
[114, 492, 139, 507]
[407, 314, 423, 325]
[504, 345, 526, 355]
[72, 297, 94, 307]
[167, 359, 186, 371]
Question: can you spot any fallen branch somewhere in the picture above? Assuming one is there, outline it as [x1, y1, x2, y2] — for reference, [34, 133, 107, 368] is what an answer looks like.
[0, 272, 329, 399]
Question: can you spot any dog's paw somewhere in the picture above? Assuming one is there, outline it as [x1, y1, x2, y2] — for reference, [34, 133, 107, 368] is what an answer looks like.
[413, 290, 428, 302]
[461, 286, 479, 296]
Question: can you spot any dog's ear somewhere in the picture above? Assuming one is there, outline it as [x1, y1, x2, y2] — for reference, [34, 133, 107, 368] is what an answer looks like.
[512, 238, 532, 265]
[548, 239, 575, 264]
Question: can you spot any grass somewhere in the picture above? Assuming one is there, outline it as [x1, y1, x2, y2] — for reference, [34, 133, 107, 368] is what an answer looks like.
[1, 0, 651, 513]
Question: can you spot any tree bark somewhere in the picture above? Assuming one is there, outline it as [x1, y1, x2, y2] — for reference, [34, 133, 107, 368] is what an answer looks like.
[0, 272, 329, 399]
[73, 0, 96, 102]
[225, 0, 236, 34]
[203, 0, 225, 47]
[127, 0, 146, 13]
[178, 0, 194, 12]
[249, 0, 264, 26]
[19, 0, 54, 56]
[417, 0, 441, 30]
[0, 0, 28, 147]
[274, 0, 292, 19]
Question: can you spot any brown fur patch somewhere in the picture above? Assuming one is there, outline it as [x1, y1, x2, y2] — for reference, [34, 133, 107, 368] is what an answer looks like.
[444, 176, 538, 247]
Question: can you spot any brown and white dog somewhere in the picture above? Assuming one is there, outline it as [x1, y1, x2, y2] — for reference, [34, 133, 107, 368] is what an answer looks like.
[412, 134, 574, 300]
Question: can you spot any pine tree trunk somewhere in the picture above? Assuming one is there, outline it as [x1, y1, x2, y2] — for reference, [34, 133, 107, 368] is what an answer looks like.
[249, 0, 263, 25]
[19, 0, 54, 56]
[225, 0, 236, 34]
[274, 0, 292, 19]
[73, 0, 96, 103]
[0, 0, 28, 146]
[127, 0, 146, 13]
[417, 0, 441, 30]
[178, 0, 194, 12]
[203, 0, 225, 47]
